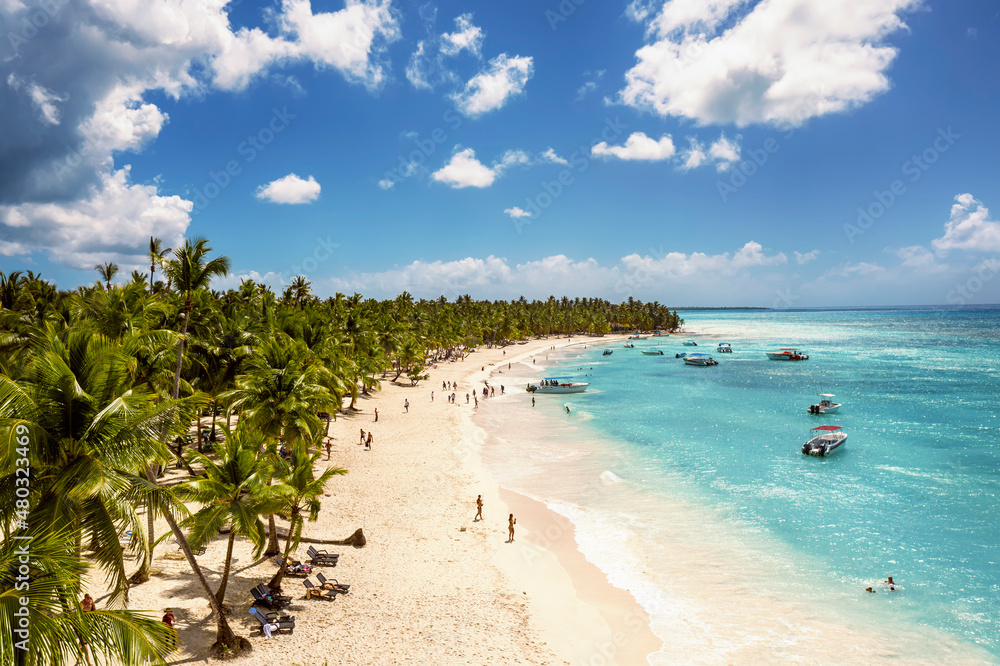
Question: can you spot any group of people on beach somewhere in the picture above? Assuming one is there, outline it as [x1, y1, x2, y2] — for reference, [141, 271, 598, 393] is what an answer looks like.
[474, 495, 517, 543]
[359, 428, 373, 449]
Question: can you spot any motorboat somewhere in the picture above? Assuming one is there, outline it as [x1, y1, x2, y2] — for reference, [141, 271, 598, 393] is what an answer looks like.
[653, 332, 669, 337]
[802, 425, 847, 456]
[808, 394, 841, 414]
[526, 377, 589, 394]
[767, 348, 809, 361]
[683, 340, 698, 346]
[641, 349, 664, 355]
[683, 352, 718, 366]
[602, 349, 613, 356]
[628, 335, 645, 340]
[717, 343, 733, 353]
[623, 343, 635, 348]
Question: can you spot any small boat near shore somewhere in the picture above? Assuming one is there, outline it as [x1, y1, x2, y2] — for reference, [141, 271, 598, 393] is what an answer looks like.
[602, 349, 613, 356]
[623, 342, 635, 348]
[767, 348, 809, 361]
[641, 349, 664, 355]
[683, 340, 698, 346]
[526, 377, 589, 394]
[802, 425, 847, 456]
[628, 334, 644, 340]
[808, 394, 841, 414]
[717, 343, 732, 353]
[683, 352, 718, 366]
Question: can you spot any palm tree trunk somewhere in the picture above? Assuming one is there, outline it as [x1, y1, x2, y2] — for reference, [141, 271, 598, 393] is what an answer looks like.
[267, 512, 298, 592]
[161, 507, 248, 654]
[216, 531, 236, 604]
[172, 307, 191, 399]
[265, 515, 280, 556]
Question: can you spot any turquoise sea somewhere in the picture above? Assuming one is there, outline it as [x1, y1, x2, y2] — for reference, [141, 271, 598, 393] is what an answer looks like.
[476, 307, 1000, 664]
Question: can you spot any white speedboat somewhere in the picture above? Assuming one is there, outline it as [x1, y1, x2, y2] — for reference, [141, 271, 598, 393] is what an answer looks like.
[526, 377, 589, 394]
[683, 352, 718, 366]
[717, 343, 733, 353]
[683, 340, 698, 346]
[623, 343, 635, 348]
[641, 349, 664, 356]
[807, 394, 841, 415]
[802, 426, 847, 456]
[767, 348, 809, 361]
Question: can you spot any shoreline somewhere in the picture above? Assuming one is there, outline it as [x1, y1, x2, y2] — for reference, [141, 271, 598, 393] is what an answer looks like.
[107, 333, 659, 665]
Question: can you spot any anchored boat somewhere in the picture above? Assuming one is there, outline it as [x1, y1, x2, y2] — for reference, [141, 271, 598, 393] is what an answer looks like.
[641, 349, 665, 355]
[802, 425, 847, 456]
[808, 394, 841, 414]
[767, 348, 809, 361]
[717, 343, 733, 353]
[683, 352, 718, 366]
[526, 377, 589, 394]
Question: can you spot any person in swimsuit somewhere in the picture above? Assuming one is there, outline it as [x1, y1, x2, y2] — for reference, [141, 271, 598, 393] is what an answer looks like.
[81, 594, 95, 612]
[508, 514, 516, 542]
[475, 495, 483, 521]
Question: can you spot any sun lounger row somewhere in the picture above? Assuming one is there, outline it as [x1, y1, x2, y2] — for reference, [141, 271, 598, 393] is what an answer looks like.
[302, 574, 350, 601]
[250, 583, 291, 610]
[249, 606, 295, 636]
[307, 545, 339, 565]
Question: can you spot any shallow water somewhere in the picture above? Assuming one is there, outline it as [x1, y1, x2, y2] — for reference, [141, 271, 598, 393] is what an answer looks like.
[475, 308, 1000, 663]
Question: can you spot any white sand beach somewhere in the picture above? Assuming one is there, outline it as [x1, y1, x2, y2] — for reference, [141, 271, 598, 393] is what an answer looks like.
[100, 336, 659, 665]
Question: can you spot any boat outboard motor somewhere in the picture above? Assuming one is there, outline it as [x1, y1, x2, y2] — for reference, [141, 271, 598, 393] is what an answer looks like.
[822, 443, 830, 456]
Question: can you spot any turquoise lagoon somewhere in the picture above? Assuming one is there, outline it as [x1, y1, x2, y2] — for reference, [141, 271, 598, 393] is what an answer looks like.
[476, 308, 1000, 664]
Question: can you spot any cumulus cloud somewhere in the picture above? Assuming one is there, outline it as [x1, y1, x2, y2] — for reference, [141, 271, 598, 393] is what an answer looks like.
[504, 207, 533, 219]
[0, 0, 397, 267]
[431, 147, 544, 189]
[452, 54, 533, 116]
[541, 147, 569, 165]
[406, 13, 484, 90]
[323, 243, 798, 301]
[256, 174, 321, 204]
[708, 134, 741, 171]
[440, 14, 484, 57]
[794, 250, 820, 265]
[932, 194, 1000, 255]
[592, 132, 676, 161]
[0, 167, 191, 269]
[431, 148, 499, 188]
[620, 0, 921, 126]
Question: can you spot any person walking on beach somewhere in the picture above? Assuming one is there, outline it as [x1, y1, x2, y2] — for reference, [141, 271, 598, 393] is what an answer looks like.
[360, 429, 365, 445]
[501, 385, 505, 394]
[508, 514, 516, 543]
[404, 399, 409, 412]
[366, 432, 372, 450]
[431, 391, 434, 402]
[532, 397, 535, 407]
[466, 393, 470, 404]
[325, 440, 332, 460]
[374, 408, 378, 422]
[475, 495, 483, 522]
[162, 609, 176, 648]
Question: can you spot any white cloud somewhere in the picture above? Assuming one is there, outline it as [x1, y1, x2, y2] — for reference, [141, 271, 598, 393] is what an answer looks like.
[708, 134, 741, 171]
[378, 178, 396, 190]
[504, 207, 533, 219]
[620, 0, 921, 126]
[452, 54, 533, 116]
[575, 69, 606, 101]
[324, 243, 793, 301]
[7, 74, 67, 126]
[932, 194, 1000, 255]
[0, 167, 191, 268]
[0, 0, 399, 269]
[541, 147, 569, 165]
[256, 174, 322, 204]
[592, 132, 676, 161]
[440, 14, 484, 57]
[794, 250, 820, 265]
[680, 138, 706, 169]
[432, 148, 499, 188]
[405, 41, 434, 90]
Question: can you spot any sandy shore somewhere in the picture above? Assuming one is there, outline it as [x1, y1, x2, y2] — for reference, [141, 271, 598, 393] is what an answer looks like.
[98, 335, 659, 665]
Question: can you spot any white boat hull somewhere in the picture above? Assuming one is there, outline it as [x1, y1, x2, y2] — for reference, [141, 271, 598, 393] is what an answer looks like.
[527, 384, 589, 394]
[802, 433, 847, 456]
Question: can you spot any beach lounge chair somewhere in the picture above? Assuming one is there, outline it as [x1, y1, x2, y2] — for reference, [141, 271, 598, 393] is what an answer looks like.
[306, 545, 339, 566]
[249, 606, 295, 636]
[302, 579, 339, 601]
[316, 573, 350, 595]
[250, 586, 290, 610]
[273, 556, 311, 577]
[254, 583, 292, 605]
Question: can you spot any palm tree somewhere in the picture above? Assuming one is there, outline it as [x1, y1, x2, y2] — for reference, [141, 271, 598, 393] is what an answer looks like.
[267, 439, 346, 591]
[161, 238, 231, 399]
[148, 237, 170, 291]
[180, 425, 275, 604]
[94, 262, 118, 290]
[0, 525, 175, 666]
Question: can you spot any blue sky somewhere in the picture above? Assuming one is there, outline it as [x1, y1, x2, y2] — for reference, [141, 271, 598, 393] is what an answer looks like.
[1, 0, 999, 306]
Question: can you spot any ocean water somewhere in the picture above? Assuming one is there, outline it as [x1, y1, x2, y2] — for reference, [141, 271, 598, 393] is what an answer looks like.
[476, 308, 1000, 664]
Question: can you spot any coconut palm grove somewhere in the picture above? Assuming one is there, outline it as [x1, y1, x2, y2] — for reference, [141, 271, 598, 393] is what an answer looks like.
[0, 237, 681, 664]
